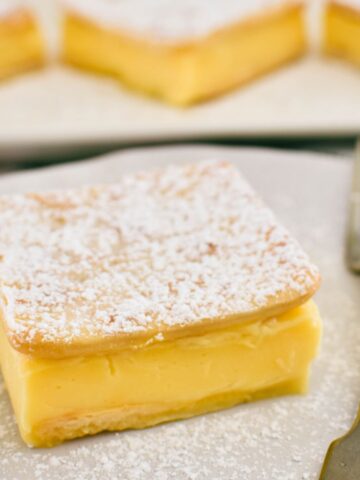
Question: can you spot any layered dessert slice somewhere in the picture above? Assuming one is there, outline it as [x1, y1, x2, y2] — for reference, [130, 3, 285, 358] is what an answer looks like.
[61, 0, 308, 105]
[323, 1, 360, 66]
[0, 161, 321, 447]
[0, 1, 44, 80]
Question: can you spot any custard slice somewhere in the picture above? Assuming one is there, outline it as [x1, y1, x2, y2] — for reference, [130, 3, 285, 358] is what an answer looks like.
[323, 0, 360, 66]
[61, 0, 308, 105]
[0, 2, 44, 80]
[0, 161, 321, 447]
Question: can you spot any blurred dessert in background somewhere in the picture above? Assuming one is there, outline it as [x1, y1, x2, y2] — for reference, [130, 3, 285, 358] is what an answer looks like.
[323, 0, 360, 66]
[0, 1, 44, 80]
[61, 0, 308, 106]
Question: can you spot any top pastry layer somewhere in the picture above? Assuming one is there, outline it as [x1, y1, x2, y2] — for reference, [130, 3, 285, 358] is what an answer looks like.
[0, 161, 320, 358]
[61, 0, 301, 44]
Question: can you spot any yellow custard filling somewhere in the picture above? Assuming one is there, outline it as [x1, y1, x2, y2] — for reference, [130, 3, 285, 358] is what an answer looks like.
[62, 4, 307, 105]
[0, 300, 321, 447]
[0, 10, 44, 80]
[324, 2, 360, 66]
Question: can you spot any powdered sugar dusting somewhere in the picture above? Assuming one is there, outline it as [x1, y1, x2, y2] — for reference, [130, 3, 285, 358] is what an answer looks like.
[0, 161, 318, 353]
[61, 0, 295, 43]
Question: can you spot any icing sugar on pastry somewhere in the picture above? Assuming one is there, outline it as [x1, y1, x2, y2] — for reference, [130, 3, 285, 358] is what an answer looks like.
[0, 161, 319, 352]
[61, 0, 295, 43]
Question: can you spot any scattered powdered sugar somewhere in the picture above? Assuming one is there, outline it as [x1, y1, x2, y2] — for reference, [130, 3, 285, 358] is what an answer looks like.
[0, 160, 319, 354]
[0, 148, 358, 479]
[61, 0, 293, 43]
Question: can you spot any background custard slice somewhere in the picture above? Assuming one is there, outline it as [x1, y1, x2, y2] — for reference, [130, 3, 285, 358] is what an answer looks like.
[323, 0, 360, 66]
[61, 0, 308, 105]
[0, 161, 321, 447]
[0, 1, 44, 80]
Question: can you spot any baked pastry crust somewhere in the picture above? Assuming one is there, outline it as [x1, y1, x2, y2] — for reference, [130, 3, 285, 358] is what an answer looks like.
[29, 377, 312, 447]
[0, 161, 320, 358]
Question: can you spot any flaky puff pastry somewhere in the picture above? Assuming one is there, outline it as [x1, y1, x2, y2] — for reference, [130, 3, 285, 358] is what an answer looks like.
[0, 160, 320, 359]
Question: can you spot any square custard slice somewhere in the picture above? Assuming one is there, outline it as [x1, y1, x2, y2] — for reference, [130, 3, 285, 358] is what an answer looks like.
[61, 0, 307, 105]
[0, 161, 321, 447]
[323, 0, 360, 66]
[0, 1, 44, 80]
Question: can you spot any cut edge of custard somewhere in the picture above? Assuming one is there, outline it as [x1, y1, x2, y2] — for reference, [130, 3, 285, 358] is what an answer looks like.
[0, 300, 321, 447]
[0, 9, 45, 80]
[61, 3, 307, 105]
[323, 1, 360, 66]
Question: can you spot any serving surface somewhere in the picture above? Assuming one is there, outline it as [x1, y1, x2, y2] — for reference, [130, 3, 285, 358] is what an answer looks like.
[0, 160, 319, 357]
